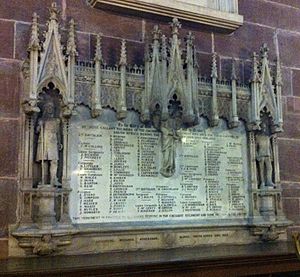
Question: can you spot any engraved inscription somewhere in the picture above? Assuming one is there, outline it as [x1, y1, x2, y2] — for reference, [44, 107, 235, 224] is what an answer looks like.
[70, 121, 249, 224]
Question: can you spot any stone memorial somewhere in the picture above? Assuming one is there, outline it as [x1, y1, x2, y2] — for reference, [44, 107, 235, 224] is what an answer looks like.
[10, 3, 290, 257]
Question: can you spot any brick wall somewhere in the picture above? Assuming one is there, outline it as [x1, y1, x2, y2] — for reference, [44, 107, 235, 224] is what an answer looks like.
[0, 0, 299, 259]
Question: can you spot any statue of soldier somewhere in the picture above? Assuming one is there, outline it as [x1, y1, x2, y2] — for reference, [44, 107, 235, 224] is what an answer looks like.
[159, 116, 181, 178]
[36, 101, 62, 187]
[256, 122, 274, 188]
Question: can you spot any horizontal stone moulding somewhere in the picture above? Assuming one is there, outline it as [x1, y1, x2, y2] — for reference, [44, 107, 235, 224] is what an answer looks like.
[88, 0, 244, 31]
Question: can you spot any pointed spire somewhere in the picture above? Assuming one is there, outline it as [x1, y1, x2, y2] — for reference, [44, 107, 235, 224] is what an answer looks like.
[211, 52, 218, 79]
[144, 42, 150, 63]
[251, 52, 260, 82]
[186, 31, 194, 65]
[94, 34, 103, 62]
[161, 34, 167, 60]
[28, 13, 40, 51]
[119, 39, 127, 66]
[170, 18, 181, 36]
[231, 58, 237, 80]
[49, 2, 59, 22]
[66, 19, 77, 57]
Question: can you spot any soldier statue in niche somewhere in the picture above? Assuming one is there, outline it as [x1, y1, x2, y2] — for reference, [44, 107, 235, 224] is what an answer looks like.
[36, 100, 62, 187]
[153, 95, 182, 178]
[256, 120, 274, 188]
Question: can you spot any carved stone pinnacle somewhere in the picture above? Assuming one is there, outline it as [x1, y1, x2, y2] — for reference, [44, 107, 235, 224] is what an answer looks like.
[94, 34, 103, 62]
[211, 52, 218, 78]
[119, 39, 127, 66]
[67, 19, 77, 56]
[28, 13, 40, 51]
[231, 58, 237, 80]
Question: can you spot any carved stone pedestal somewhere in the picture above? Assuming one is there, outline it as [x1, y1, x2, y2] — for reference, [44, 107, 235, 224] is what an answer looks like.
[36, 185, 57, 229]
[259, 188, 276, 222]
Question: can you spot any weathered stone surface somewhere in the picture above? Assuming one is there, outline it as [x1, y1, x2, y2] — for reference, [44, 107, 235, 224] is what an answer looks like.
[0, 61, 21, 117]
[0, 239, 8, 259]
[279, 114, 300, 139]
[0, 0, 60, 23]
[286, 96, 294, 113]
[278, 138, 300, 182]
[239, 0, 300, 32]
[292, 69, 300, 97]
[0, 179, 18, 237]
[282, 183, 300, 198]
[0, 20, 14, 59]
[270, 0, 300, 9]
[282, 197, 300, 223]
[294, 97, 300, 114]
[90, 35, 144, 66]
[215, 22, 276, 61]
[278, 32, 300, 68]
[220, 58, 244, 83]
[64, 0, 143, 41]
[0, 120, 19, 177]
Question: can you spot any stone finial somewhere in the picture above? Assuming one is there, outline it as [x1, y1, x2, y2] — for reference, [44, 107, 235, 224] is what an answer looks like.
[186, 32, 194, 65]
[260, 43, 269, 59]
[49, 2, 60, 22]
[152, 25, 161, 41]
[251, 52, 260, 82]
[119, 39, 127, 66]
[211, 52, 218, 79]
[186, 31, 195, 46]
[94, 34, 103, 62]
[66, 19, 77, 57]
[231, 58, 237, 80]
[161, 35, 167, 60]
[193, 46, 199, 69]
[28, 13, 40, 51]
[170, 18, 181, 36]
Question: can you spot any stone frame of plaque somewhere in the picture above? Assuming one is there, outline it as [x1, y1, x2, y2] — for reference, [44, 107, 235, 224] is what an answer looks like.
[10, 3, 291, 257]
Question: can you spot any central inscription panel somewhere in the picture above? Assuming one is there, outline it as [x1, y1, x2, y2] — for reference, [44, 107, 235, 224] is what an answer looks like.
[69, 115, 249, 224]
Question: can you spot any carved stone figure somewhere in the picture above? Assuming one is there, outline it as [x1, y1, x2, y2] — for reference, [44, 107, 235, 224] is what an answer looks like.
[256, 122, 274, 188]
[160, 117, 181, 177]
[36, 101, 62, 187]
[33, 234, 57, 256]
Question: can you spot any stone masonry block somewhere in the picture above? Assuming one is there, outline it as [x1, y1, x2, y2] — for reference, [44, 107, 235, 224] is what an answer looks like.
[214, 22, 276, 61]
[278, 138, 300, 182]
[0, 179, 18, 237]
[0, 20, 14, 59]
[0, 119, 19, 177]
[0, 60, 21, 117]
[239, 0, 300, 32]
[282, 197, 300, 224]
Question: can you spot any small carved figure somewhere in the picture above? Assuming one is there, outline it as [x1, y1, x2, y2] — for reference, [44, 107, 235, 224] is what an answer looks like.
[256, 122, 274, 188]
[160, 118, 181, 178]
[36, 101, 62, 187]
[32, 234, 57, 256]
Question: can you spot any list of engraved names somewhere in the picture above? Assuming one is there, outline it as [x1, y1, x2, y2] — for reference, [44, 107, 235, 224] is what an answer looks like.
[70, 123, 248, 223]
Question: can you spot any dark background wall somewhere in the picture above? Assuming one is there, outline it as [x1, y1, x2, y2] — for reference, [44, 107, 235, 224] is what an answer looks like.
[0, 0, 299, 259]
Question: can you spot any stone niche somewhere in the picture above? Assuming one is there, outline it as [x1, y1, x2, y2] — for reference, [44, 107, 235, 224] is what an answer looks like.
[10, 3, 290, 257]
